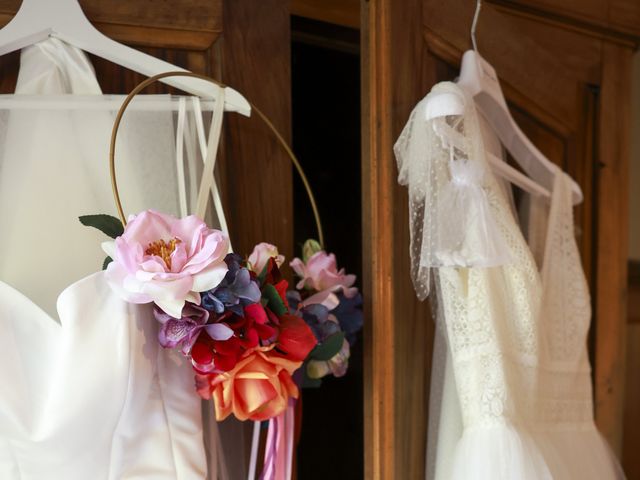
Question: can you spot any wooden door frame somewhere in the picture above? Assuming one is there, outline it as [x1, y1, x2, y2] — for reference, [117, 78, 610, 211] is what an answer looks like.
[361, 1, 430, 479]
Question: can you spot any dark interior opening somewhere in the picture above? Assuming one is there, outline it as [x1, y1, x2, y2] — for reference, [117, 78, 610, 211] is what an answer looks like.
[290, 16, 363, 480]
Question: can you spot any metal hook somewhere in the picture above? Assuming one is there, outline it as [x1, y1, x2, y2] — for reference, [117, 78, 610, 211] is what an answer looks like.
[471, 0, 482, 51]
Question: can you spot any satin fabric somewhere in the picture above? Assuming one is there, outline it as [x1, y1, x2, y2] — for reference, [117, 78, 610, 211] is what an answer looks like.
[0, 39, 208, 479]
[0, 38, 181, 318]
[0, 273, 207, 479]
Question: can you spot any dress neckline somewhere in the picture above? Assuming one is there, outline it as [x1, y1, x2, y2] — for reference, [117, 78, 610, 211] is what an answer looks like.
[0, 271, 101, 325]
[537, 170, 564, 284]
[454, 80, 566, 287]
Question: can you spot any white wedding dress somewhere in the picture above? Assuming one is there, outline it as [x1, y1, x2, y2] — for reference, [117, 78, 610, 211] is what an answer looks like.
[395, 82, 625, 479]
[0, 39, 219, 478]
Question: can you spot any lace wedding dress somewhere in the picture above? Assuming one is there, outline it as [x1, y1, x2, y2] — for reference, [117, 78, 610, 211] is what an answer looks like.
[395, 82, 625, 479]
[0, 39, 236, 479]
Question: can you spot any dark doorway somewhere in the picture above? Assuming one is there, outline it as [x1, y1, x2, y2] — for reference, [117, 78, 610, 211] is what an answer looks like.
[291, 16, 363, 480]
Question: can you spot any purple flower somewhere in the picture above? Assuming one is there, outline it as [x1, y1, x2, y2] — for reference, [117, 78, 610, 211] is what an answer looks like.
[154, 303, 233, 355]
[287, 290, 340, 342]
[202, 254, 261, 315]
[332, 293, 363, 345]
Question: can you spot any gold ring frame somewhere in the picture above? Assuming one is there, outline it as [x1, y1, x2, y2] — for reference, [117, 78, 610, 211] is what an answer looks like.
[109, 71, 325, 247]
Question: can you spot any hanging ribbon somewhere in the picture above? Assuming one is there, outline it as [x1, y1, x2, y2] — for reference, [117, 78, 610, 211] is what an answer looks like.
[259, 398, 296, 480]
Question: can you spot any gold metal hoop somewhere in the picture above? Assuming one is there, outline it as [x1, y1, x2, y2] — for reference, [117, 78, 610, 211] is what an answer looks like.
[109, 71, 325, 247]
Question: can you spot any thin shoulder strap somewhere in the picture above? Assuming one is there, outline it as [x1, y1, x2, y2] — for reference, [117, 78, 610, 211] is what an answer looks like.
[191, 95, 233, 251]
[195, 86, 225, 220]
[175, 97, 189, 217]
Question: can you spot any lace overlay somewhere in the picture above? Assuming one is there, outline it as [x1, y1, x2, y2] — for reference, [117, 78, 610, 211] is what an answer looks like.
[394, 82, 511, 300]
[436, 146, 596, 430]
[397, 82, 625, 479]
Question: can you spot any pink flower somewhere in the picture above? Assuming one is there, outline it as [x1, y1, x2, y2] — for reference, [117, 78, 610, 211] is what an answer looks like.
[290, 251, 358, 308]
[248, 242, 285, 274]
[103, 210, 229, 318]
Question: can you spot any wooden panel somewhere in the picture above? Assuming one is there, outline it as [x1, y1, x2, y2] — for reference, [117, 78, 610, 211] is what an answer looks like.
[487, 0, 640, 46]
[219, 0, 293, 259]
[0, 50, 19, 92]
[423, 1, 603, 126]
[594, 42, 632, 451]
[362, 0, 431, 479]
[0, 0, 222, 49]
[291, 0, 360, 29]
[629, 262, 640, 324]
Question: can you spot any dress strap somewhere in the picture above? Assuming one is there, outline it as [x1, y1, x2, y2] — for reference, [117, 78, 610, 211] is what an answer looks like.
[195, 86, 225, 221]
[175, 97, 189, 217]
[176, 94, 233, 253]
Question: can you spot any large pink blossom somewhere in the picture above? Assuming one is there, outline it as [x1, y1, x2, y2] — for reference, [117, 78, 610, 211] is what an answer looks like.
[103, 210, 229, 318]
[289, 251, 358, 309]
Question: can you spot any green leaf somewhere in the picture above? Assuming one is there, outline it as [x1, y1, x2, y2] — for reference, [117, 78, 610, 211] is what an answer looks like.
[79, 214, 124, 239]
[309, 332, 345, 361]
[303, 378, 322, 389]
[257, 262, 269, 284]
[102, 256, 113, 270]
[302, 238, 323, 263]
[262, 284, 287, 316]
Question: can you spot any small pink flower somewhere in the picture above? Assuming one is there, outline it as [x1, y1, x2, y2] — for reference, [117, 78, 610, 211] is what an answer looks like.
[103, 210, 229, 318]
[248, 242, 285, 273]
[290, 251, 357, 307]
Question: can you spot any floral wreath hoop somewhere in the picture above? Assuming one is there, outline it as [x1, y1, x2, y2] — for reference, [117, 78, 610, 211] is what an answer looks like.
[79, 71, 363, 480]
[108, 71, 324, 247]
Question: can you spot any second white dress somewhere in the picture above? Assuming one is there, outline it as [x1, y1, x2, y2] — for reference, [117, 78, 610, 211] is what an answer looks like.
[395, 81, 624, 479]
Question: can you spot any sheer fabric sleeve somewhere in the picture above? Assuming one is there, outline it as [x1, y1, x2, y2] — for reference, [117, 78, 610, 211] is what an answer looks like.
[394, 82, 511, 300]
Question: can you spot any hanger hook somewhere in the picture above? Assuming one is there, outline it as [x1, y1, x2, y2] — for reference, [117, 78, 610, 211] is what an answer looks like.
[471, 0, 482, 51]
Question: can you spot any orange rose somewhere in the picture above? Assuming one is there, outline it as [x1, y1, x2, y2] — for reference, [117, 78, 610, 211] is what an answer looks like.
[206, 346, 301, 421]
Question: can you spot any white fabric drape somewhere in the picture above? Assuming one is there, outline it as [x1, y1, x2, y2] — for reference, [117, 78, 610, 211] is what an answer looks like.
[0, 38, 246, 479]
[0, 38, 184, 317]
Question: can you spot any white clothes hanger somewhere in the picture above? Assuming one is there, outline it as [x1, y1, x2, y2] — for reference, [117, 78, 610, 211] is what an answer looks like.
[442, 0, 583, 204]
[427, 89, 551, 199]
[0, 0, 251, 117]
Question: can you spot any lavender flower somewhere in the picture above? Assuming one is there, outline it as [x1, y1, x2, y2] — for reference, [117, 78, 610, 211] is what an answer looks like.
[155, 303, 233, 355]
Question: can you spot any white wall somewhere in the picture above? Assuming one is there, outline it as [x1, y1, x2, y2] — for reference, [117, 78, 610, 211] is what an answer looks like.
[630, 53, 640, 260]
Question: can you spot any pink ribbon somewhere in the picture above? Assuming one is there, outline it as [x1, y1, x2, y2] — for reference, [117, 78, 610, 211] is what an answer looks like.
[259, 398, 296, 480]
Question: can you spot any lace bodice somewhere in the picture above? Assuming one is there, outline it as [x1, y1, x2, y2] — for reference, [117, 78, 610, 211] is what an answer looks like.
[437, 170, 593, 430]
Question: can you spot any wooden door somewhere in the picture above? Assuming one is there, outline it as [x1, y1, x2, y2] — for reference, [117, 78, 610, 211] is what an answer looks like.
[362, 0, 640, 478]
[0, 0, 293, 259]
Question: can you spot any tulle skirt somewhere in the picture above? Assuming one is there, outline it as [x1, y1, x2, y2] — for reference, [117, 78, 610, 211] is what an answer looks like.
[447, 423, 625, 480]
